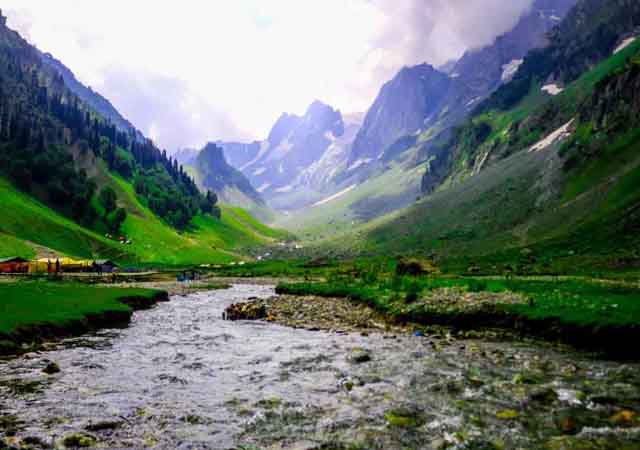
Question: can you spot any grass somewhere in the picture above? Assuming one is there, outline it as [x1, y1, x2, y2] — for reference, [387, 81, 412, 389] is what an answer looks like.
[0, 232, 36, 260]
[208, 258, 334, 278]
[222, 205, 289, 241]
[502, 279, 640, 328]
[0, 167, 287, 266]
[0, 281, 163, 336]
[0, 177, 121, 260]
[276, 268, 640, 340]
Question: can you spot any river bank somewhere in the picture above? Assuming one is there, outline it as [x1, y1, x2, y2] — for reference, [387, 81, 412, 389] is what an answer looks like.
[106, 276, 297, 296]
[269, 279, 640, 359]
[0, 282, 169, 357]
[0, 275, 298, 358]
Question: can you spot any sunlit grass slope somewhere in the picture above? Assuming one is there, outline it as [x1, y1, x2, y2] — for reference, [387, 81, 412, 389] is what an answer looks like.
[0, 170, 286, 265]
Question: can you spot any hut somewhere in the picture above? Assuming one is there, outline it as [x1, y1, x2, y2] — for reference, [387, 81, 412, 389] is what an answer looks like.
[92, 260, 119, 273]
[59, 258, 92, 272]
[30, 258, 61, 273]
[0, 257, 29, 273]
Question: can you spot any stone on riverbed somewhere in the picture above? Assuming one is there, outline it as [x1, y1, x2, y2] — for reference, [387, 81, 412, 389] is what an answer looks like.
[384, 406, 425, 428]
[61, 432, 97, 447]
[495, 409, 519, 420]
[224, 294, 403, 333]
[224, 301, 268, 320]
[42, 361, 60, 375]
[85, 420, 123, 432]
[348, 349, 372, 364]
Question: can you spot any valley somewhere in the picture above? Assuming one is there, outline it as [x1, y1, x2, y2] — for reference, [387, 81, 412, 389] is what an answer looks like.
[1, 1, 640, 449]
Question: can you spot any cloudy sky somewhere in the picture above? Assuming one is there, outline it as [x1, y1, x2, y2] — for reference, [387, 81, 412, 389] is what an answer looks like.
[4, 0, 533, 152]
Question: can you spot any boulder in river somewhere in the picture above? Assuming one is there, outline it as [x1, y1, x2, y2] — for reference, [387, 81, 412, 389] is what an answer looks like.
[224, 301, 268, 320]
[348, 349, 372, 364]
[61, 432, 97, 447]
[42, 361, 60, 375]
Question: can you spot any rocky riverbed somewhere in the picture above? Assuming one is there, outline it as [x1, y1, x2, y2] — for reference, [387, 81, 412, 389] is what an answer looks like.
[1, 284, 639, 449]
[224, 291, 530, 343]
[225, 294, 406, 334]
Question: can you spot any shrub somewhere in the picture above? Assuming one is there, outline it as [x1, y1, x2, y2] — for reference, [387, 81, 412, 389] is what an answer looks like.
[396, 259, 425, 277]
[467, 279, 488, 292]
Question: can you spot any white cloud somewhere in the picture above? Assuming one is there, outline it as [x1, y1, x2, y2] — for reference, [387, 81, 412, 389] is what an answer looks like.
[2, 0, 533, 151]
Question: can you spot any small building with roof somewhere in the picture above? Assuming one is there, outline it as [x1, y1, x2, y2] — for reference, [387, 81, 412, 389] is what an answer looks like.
[92, 260, 119, 273]
[0, 257, 29, 273]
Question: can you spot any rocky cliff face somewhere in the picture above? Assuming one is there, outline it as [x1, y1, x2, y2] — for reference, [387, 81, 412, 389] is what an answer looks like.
[195, 143, 264, 206]
[451, 0, 577, 96]
[217, 141, 262, 170]
[345, 0, 577, 179]
[478, 0, 640, 114]
[348, 64, 452, 166]
[220, 100, 346, 206]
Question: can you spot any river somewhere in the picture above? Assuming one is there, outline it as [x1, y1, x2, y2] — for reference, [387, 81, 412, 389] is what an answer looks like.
[1, 285, 639, 449]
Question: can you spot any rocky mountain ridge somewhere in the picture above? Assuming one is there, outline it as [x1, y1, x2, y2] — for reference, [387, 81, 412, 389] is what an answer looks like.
[218, 100, 355, 210]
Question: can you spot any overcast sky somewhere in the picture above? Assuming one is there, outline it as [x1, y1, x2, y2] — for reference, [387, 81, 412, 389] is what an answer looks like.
[4, 0, 533, 152]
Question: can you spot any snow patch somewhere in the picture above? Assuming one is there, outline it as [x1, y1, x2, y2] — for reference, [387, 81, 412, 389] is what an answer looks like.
[256, 183, 271, 193]
[275, 185, 294, 193]
[267, 133, 294, 162]
[312, 185, 357, 207]
[501, 59, 523, 82]
[473, 152, 490, 175]
[614, 37, 637, 55]
[466, 97, 481, 107]
[529, 119, 574, 153]
[252, 167, 266, 176]
[348, 158, 372, 171]
[324, 131, 337, 142]
[240, 140, 271, 171]
[541, 84, 563, 96]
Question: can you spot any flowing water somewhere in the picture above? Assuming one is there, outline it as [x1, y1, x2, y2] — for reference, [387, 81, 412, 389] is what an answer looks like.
[1, 285, 639, 449]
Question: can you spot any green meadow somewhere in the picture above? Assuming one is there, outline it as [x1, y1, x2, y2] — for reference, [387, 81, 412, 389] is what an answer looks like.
[0, 282, 162, 336]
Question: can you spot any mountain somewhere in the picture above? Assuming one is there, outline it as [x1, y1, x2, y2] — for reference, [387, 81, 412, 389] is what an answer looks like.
[0, 10, 285, 263]
[40, 52, 142, 139]
[192, 143, 270, 216]
[281, 112, 363, 203]
[220, 100, 348, 209]
[308, 0, 640, 273]
[450, 0, 577, 97]
[348, 64, 452, 166]
[280, 0, 578, 231]
[347, 0, 577, 171]
[175, 143, 274, 223]
[217, 140, 262, 169]
[174, 148, 199, 166]
[222, 1, 578, 219]
[195, 143, 262, 203]
[422, 0, 640, 195]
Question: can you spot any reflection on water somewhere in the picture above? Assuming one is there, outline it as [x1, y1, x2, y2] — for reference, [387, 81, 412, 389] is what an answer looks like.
[1, 284, 639, 449]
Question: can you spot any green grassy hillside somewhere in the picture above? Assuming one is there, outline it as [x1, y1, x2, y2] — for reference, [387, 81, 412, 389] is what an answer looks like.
[302, 36, 640, 274]
[184, 163, 277, 225]
[0, 172, 287, 266]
